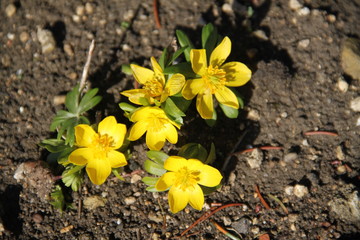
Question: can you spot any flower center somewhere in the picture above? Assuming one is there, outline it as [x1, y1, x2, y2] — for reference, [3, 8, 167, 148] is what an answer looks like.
[203, 65, 226, 94]
[148, 112, 170, 132]
[174, 167, 201, 191]
[143, 74, 164, 97]
[92, 133, 115, 158]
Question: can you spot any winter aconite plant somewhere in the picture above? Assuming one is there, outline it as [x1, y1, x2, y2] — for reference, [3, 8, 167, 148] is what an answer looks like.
[41, 23, 251, 213]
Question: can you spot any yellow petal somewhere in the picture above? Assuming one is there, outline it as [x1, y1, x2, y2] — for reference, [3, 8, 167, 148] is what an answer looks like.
[98, 116, 127, 149]
[196, 93, 214, 119]
[188, 184, 205, 211]
[190, 49, 207, 76]
[130, 107, 153, 122]
[74, 124, 97, 147]
[210, 37, 231, 67]
[197, 164, 223, 187]
[222, 61, 252, 87]
[151, 56, 164, 75]
[146, 128, 165, 150]
[155, 172, 176, 191]
[86, 158, 111, 185]
[68, 148, 93, 165]
[163, 123, 178, 144]
[121, 89, 148, 105]
[168, 186, 189, 213]
[214, 86, 239, 109]
[182, 78, 205, 100]
[107, 150, 127, 168]
[165, 73, 185, 96]
[164, 156, 187, 172]
[131, 64, 154, 85]
[128, 121, 148, 141]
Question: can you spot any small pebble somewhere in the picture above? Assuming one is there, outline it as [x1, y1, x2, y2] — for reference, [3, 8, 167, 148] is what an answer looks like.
[247, 108, 260, 121]
[60, 225, 74, 234]
[148, 212, 162, 223]
[123, 10, 134, 22]
[290, 223, 297, 231]
[63, 44, 74, 57]
[298, 7, 310, 16]
[341, 38, 360, 81]
[336, 165, 347, 175]
[130, 174, 142, 183]
[20, 32, 30, 43]
[293, 184, 309, 198]
[285, 186, 294, 195]
[356, 117, 360, 126]
[335, 146, 345, 160]
[122, 44, 131, 52]
[124, 196, 136, 205]
[337, 77, 348, 92]
[284, 152, 298, 163]
[252, 30, 268, 41]
[5, 3, 17, 17]
[32, 213, 44, 223]
[85, 3, 94, 14]
[222, 3, 233, 15]
[76, 5, 85, 16]
[298, 39, 310, 48]
[83, 196, 105, 210]
[327, 14, 336, 23]
[250, 226, 260, 235]
[232, 218, 251, 234]
[72, 15, 81, 23]
[350, 97, 360, 112]
[37, 28, 56, 54]
[245, 148, 263, 169]
[223, 216, 232, 226]
[289, 0, 302, 11]
[288, 213, 298, 223]
[228, 171, 236, 186]
[68, 72, 78, 80]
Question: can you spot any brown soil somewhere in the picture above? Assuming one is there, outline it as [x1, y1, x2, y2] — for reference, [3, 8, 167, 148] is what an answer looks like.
[1, 0, 359, 239]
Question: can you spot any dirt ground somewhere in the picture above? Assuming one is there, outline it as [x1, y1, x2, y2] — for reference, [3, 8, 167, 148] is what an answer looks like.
[1, 0, 360, 239]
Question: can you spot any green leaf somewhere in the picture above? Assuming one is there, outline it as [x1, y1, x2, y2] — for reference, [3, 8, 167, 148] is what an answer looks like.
[163, 62, 196, 78]
[231, 88, 245, 109]
[65, 85, 80, 113]
[146, 150, 169, 165]
[202, 23, 218, 60]
[171, 94, 192, 113]
[62, 165, 85, 191]
[142, 176, 159, 186]
[201, 184, 222, 196]
[57, 147, 76, 165]
[121, 64, 132, 75]
[178, 143, 208, 162]
[119, 102, 137, 113]
[175, 30, 194, 62]
[169, 46, 188, 65]
[219, 103, 239, 119]
[145, 186, 165, 192]
[144, 159, 166, 176]
[112, 168, 125, 181]
[50, 185, 67, 212]
[138, 97, 151, 106]
[204, 142, 216, 164]
[158, 47, 169, 69]
[78, 88, 102, 114]
[39, 139, 68, 153]
[162, 97, 186, 120]
[50, 110, 77, 131]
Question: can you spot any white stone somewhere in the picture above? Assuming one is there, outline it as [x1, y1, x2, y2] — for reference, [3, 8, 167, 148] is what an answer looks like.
[356, 117, 360, 126]
[130, 174, 142, 183]
[289, 0, 302, 10]
[328, 191, 360, 223]
[284, 152, 298, 163]
[350, 97, 360, 112]
[293, 184, 309, 198]
[37, 28, 56, 54]
[124, 196, 136, 205]
[246, 148, 263, 169]
[76, 5, 85, 16]
[253, 30, 268, 41]
[298, 7, 310, 16]
[247, 109, 260, 121]
[85, 3, 94, 14]
[222, 3, 233, 15]
[83, 196, 105, 211]
[5, 3, 17, 17]
[285, 186, 294, 195]
[337, 77, 349, 92]
[298, 39, 310, 48]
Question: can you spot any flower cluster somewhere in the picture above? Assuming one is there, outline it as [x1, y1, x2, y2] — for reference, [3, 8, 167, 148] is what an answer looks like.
[41, 24, 251, 214]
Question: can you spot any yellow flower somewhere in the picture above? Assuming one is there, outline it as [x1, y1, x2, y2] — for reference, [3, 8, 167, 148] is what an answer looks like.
[155, 156, 222, 213]
[68, 116, 127, 185]
[121, 57, 185, 105]
[128, 106, 180, 150]
[182, 37, 252, 119]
